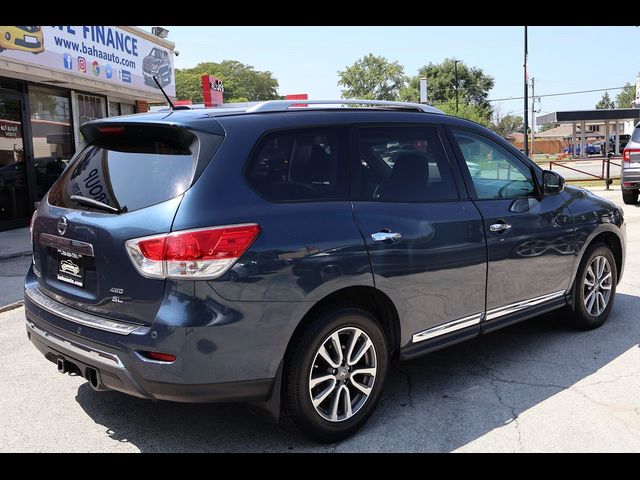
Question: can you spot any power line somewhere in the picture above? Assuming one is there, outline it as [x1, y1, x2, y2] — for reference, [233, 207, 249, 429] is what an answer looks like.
[488, 86, 627, 103]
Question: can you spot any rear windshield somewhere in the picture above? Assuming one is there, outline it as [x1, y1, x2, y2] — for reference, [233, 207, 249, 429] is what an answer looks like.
[48, 132, 207, 212]
[632, 126, 640, 143]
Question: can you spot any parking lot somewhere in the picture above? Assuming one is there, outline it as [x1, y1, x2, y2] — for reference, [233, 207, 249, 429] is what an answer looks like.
[0, 187, 638, 452]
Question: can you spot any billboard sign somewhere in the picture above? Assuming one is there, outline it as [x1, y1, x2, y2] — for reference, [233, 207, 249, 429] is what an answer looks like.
[0, 26, 175, 96]
[201, 75, 224, 107]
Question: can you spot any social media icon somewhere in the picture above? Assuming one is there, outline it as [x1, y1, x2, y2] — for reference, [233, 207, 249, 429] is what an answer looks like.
[92, 61, 100, 76]
[63, 53, 73, 70]
[78, 56, 87, 73]
[105, 64, 113, 79]
[120, 70, 132, 84]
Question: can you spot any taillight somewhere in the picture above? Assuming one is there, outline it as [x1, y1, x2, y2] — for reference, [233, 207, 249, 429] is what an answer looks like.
[623, 148, 640, 167]
[137, 351, 177, 363]
[125, 224, 261, 280]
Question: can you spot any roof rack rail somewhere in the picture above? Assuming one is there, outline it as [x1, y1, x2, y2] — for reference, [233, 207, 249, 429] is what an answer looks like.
[245, 99, 443, 114]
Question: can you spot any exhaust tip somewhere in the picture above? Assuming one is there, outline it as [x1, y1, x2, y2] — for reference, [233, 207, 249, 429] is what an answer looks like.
[85, 367, 108, 392]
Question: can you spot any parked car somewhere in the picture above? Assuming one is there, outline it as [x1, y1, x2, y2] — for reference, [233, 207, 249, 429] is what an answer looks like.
[563, 143, 600, 156]
[25, 99, 626, 443]
[608, 134, 631, 154]
[621, 126, 640, 204]
[0, 26, 44, 54]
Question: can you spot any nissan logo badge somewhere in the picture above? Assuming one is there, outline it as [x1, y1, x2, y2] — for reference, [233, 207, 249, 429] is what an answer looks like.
[57, 217, 68, 236]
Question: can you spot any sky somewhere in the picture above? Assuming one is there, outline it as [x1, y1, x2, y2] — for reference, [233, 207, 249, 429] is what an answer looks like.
[140, 26, 640, 122]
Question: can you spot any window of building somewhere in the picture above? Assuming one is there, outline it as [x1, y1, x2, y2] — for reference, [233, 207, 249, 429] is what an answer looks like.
[246, 127, 349, 202]
[75, 93, 106, 150]
[28, 85, 74, 200]
[355, 126, 459, 202]
[108, 101, 135, 117]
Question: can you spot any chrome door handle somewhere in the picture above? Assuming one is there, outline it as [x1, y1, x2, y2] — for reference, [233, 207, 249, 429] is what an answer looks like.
[371, 231, 402, 242]
[490, 222, 512, 233]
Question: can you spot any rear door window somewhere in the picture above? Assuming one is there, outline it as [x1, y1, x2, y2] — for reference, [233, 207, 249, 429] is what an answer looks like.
[245, 127, 349, 202]
[48, 128, 216, 212]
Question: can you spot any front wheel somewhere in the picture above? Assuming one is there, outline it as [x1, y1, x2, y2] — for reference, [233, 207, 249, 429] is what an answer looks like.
[565, 243, 617, 330]
[622, 189, 639, 205]
[281, 306, 388, 443]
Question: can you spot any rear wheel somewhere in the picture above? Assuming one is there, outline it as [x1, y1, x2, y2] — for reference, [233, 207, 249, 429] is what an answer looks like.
[281, 306, 388, 443]
[565, 243, 617, 330]
[622, 189, 639, 205]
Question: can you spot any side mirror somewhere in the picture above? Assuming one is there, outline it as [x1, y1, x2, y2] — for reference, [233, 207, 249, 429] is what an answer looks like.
[542, 170, 565, 196]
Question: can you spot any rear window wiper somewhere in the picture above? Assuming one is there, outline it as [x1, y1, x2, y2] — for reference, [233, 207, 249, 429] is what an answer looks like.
[70, 195, 127, 214]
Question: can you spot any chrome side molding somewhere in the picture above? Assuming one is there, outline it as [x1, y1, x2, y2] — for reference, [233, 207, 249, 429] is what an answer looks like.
[485, 290, 566, 321]
[412, 313, 483, 343]
[24, 283, 143, 335]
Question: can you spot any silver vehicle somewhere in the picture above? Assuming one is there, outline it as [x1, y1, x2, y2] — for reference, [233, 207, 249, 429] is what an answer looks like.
[621, 125, 640, 204]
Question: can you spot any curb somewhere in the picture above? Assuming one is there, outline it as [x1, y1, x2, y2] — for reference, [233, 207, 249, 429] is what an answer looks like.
[0, 300, 24, 314]
[0, 251, 31, 261]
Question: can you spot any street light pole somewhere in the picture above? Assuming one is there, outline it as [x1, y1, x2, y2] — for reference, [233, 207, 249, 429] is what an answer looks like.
[523, 26, 529, 156]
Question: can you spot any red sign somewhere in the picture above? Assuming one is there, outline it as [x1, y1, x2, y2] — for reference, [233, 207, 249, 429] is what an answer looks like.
[201, 75, 224, 107]
[286, 93, 308, 107]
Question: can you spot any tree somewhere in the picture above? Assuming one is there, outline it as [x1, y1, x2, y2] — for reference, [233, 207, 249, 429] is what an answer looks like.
[435, 100, 490, 127]
[491, 114, 524, 137]
[337, 54, 406, 100]
[616, 82, 636, 108]
[596, 91, 615, 109]
[400, 58, 495, 121]
[175, 60, 280, 103]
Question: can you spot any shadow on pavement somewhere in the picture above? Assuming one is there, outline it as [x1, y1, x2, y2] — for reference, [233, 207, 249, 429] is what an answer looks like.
[74, 292, 640, 452]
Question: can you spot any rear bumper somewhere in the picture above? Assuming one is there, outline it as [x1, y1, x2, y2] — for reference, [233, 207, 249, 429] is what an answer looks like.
[23, 275, 279, 403]
[25, 310, 272, 403]
[621, 168, 640, 189]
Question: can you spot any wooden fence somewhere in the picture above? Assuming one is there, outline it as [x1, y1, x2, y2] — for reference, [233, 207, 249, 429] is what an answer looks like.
[509, 139, 564, 155]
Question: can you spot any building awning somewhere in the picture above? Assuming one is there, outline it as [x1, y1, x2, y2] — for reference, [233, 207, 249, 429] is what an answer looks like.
[537, 109, 640, 125]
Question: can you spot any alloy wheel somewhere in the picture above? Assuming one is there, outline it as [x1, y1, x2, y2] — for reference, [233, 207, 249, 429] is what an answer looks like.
[583, 255, 613, 317]
[308, 326, 377, 422]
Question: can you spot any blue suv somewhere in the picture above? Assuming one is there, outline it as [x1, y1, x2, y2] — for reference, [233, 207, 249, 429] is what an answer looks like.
[25, 100, 626, 442]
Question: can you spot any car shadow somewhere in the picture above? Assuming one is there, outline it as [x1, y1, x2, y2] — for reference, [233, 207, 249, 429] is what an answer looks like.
[74, 292, 640, 452]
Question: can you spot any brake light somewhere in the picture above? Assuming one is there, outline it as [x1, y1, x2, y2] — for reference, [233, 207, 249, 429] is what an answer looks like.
[97, 126, 124, 135]
[125, 224, 261, 279]
[623, 148, 640, 167]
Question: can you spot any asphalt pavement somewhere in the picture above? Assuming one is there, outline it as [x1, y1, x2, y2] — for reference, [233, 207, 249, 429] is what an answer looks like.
[0, 188, 638, 452]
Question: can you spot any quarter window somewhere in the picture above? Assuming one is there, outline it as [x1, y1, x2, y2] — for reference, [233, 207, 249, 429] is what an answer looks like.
[355, 126, 459, 202]
[246, 127, 349, 202]
[452, 130, 536, 199]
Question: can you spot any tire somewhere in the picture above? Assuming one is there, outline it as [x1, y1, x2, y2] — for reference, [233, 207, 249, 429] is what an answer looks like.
[565, 243, 617, 330]
[622, 189, 639, 205]
[281, 306, 389, 443]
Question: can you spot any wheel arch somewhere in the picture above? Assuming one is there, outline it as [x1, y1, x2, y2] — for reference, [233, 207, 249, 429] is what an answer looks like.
[572, 227, 624, 287]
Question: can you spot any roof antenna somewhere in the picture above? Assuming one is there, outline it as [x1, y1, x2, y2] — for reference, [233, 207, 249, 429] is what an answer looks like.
[153, 75, 176, 110]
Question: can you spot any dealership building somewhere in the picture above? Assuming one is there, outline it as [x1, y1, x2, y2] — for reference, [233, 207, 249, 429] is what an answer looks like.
[0, 26, 176, 231]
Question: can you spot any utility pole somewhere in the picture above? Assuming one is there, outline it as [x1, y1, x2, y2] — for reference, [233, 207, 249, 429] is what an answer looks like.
[523, 26, 529, 156]
[531, 77, 535, 157]
[454, 59, 461, 114]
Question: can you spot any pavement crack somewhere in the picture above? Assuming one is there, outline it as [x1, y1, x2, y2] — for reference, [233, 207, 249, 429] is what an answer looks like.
[392, 363, 415, 409]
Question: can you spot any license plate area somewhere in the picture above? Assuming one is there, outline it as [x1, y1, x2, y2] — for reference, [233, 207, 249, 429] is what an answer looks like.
[57, 249, 85, 288]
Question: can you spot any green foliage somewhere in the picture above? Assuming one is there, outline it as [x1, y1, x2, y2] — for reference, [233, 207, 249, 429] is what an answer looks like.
[400, 58, 494, 121]
[435, 100, 491, 127]
[615, 82, 636, 108]
[595, 91, 615, 109]
[175, 60, 280, 103]
[337, 54, 406, 100]
[490, 114, 523, 137]
[540, 123, 558, 132]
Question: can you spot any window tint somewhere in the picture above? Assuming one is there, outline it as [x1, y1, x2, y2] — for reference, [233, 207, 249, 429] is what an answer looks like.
[356, 126, 458, 202]
[246, 127, 348, 202]
[49, 131, 211, 212]
[452, 130, 536, 199]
